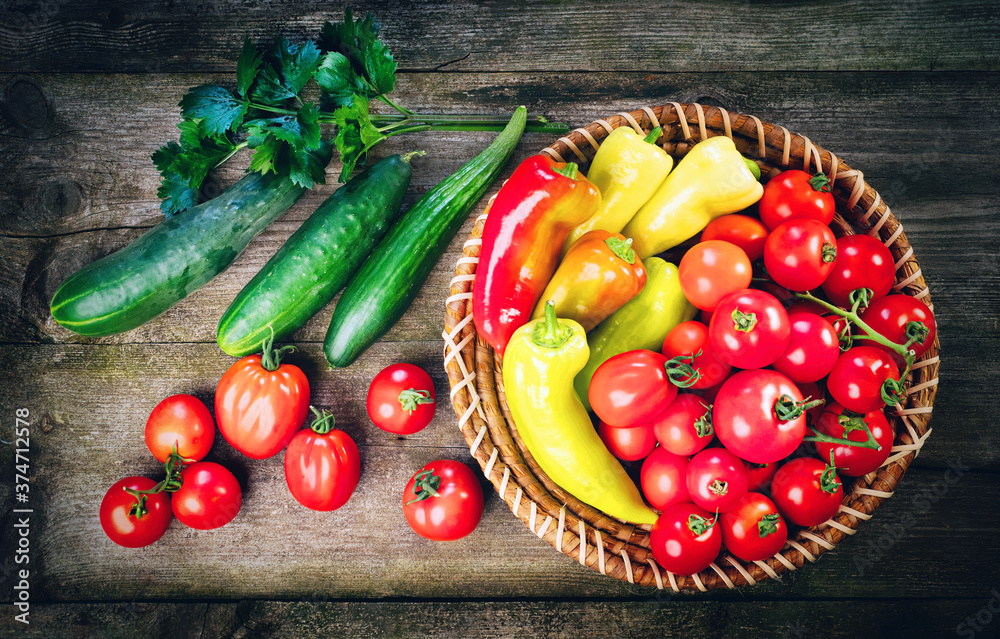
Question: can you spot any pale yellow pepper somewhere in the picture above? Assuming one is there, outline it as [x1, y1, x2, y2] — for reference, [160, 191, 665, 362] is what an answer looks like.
[562, 127, 673, 255]
[623, 136, 763, 259]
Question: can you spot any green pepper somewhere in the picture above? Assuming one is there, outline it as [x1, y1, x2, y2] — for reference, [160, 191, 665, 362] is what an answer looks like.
[574, 257, 697, 412]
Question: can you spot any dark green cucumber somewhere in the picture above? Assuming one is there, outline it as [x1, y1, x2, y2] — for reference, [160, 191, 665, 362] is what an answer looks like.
[324, 106, 527, 367]
[50, 145, 331, 337]
[216, 154, 414, 356]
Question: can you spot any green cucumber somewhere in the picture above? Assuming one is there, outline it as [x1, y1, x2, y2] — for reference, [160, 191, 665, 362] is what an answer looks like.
[324, 106, 527, 367]
[50, 145, 331, 337]
[217, 153, 414, 356]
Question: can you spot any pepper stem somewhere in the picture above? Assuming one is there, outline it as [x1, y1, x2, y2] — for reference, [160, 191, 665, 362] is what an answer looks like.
[552, 162, 579, 180]
[643, 127, 663, 144]
[605, 236, 636, 264]
[398, 388, 434, 413]
[309, 405, 335, 435]
[744, 157, 761, 181]
[532, 301, 574, 349]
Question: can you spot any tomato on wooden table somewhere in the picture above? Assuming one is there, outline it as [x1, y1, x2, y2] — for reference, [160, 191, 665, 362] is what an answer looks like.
[99, 476, 172, 548]
[367, 363, 437, 435]
[640, 447, 690, 511]
[859, 294, 937, 364]
[679, 240, 752, 311]
[770, 456, 843, 527]
[403, 460, 484, 541]
[700, 214, 769, 262]
[145, 394, 215, 463]
[649, 393, 714, 456]
[650, 503, 722, 575]
[709, 289, 790, 369]
[771, 313, 840, 383]
[720, 492, 788, 562]
[284, 407, 361, 511]
[763, 219, 838, 292]
[215, 333, 310, 460]
[758, 169, 836, 230]
[814, 403, 894, 477]
[826, 346, 900, 413]
[820, 234, 896, 308]
[171, 461, 242, 530]
[713, 369, 813, 464]
[662, 321, 732, 389]
[685, 447, 748, 513]
[598, 420, 656, 462]
[589, 349, 687, 427]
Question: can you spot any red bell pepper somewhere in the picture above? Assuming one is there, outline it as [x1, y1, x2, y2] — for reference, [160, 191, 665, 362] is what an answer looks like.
[473, 155, 600, 357]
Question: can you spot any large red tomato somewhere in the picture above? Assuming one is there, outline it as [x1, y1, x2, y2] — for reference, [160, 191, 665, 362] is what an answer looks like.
[171, 462, 242, 530]
[713, 369, 810, 464]
[709, 289, 790, 369]
[402, 460, 484, 541]
[720, 493, 788, 562]
[650, 503, 722, 576]
[215, 340, 310, 460]
[771, 313, 840, 383]
[99, 476, 172, 548]
[859, 295, 937, 364]
[589, 350, 680, 427]
[770, 457, 843, 527]
[821, 234, 895, 308]
[367, 363, 437, 435]
[763, 219, 838, 292]
[145, 394, 216, 463]
[826, 346, 900, 413]
[284, 408, 361, 511]
[679, 240, 752, 311]
[758, 170, 836, 230]
[649, 393, 714, 456]
[685, 447, 749, 513]
[640, 447, 690, 511]
[813, 403, 894, 477]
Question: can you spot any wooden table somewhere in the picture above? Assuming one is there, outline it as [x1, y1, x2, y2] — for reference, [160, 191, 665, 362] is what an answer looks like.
[1, 2, 998, 636]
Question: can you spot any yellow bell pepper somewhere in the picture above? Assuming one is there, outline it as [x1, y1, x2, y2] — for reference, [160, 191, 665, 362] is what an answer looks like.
[563, 127, 673, 255]
[503, 302, 658, 525]
[623, 136, 763, 259]
[574, 258, 697, 413]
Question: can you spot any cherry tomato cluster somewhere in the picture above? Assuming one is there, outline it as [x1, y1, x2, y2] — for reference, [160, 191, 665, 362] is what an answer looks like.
[588, 169, 937, 575]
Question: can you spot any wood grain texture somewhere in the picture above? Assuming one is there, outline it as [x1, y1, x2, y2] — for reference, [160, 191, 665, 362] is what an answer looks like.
[0, 598, 995, 638]
[1, 0, 997, 73]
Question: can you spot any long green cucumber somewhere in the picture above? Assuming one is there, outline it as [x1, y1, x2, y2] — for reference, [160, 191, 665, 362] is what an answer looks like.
[50, 146, 330, 337]
[216, 154, 414, 356]
[324, 106, 527, 367]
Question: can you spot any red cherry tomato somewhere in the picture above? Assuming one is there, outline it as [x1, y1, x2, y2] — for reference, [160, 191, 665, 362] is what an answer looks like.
[745, 462, 778, 492]
[402, 460, 484, 541]
[367, 363, 437, 435]
[826, 346, 900, 413]
[720, 492, 788, 561]
[650, 393, 714, 456]
[679, 240, 753, 311]
[771, 313, 840, 383]
[701, 214, 769, 262]
[171, 462, 242, 530]
[284, 408, 361, 511]
[771, 457, 843, 527]
[713, 369, 809, 464]
[758, 169, 836, 230]
[859, 294, 937, 364]
[685, 447, 749, 513]
[709, 289, 790, 369]
[215, 344, 310, 460]
[99, 476, 172, 548]
[814, 403, 894, 476]
[640, 447, 691, 511]
[763, 219, 838, 292]
[145, 394, 216, 463]
[650, 503, 722, 575]
[589, 350, 679, 427]
[662, 321, 732, 389]
[820, 234, 895, 308]
[598, 420, 656, 462]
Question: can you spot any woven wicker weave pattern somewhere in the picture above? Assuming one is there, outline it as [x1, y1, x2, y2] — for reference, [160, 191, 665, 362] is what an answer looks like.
[443, 103, 939, 591]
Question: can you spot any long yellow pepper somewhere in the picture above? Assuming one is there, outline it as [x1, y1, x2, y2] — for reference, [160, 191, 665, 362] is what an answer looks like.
[623, 136, 763, 259]
[503, 302, 658, 525]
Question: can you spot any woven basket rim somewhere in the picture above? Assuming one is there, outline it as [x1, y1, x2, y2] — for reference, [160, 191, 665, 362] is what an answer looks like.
[443, 102, 939, 591]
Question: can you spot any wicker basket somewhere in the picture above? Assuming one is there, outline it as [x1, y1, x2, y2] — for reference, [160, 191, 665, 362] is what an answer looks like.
[443, 103, 938, 591]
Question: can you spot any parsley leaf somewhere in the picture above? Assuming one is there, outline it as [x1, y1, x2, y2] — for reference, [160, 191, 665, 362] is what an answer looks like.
[179, 85, 249, 137]
[251, 64, 296, 104]
[274, 39, 323, 95]
[235, 36, 263, 98]
[152, 123, 240, 217]
[319, 9, 396, 97]
[315, 51, 368, 105]
[332, 94, 385, 182]
[248, 133, 282, 175]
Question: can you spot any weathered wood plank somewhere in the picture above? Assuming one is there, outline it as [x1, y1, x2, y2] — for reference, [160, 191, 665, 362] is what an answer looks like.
[0, 343, 997, 602]
[1, 1, 997, 73]
[0, 598, 995, 638]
